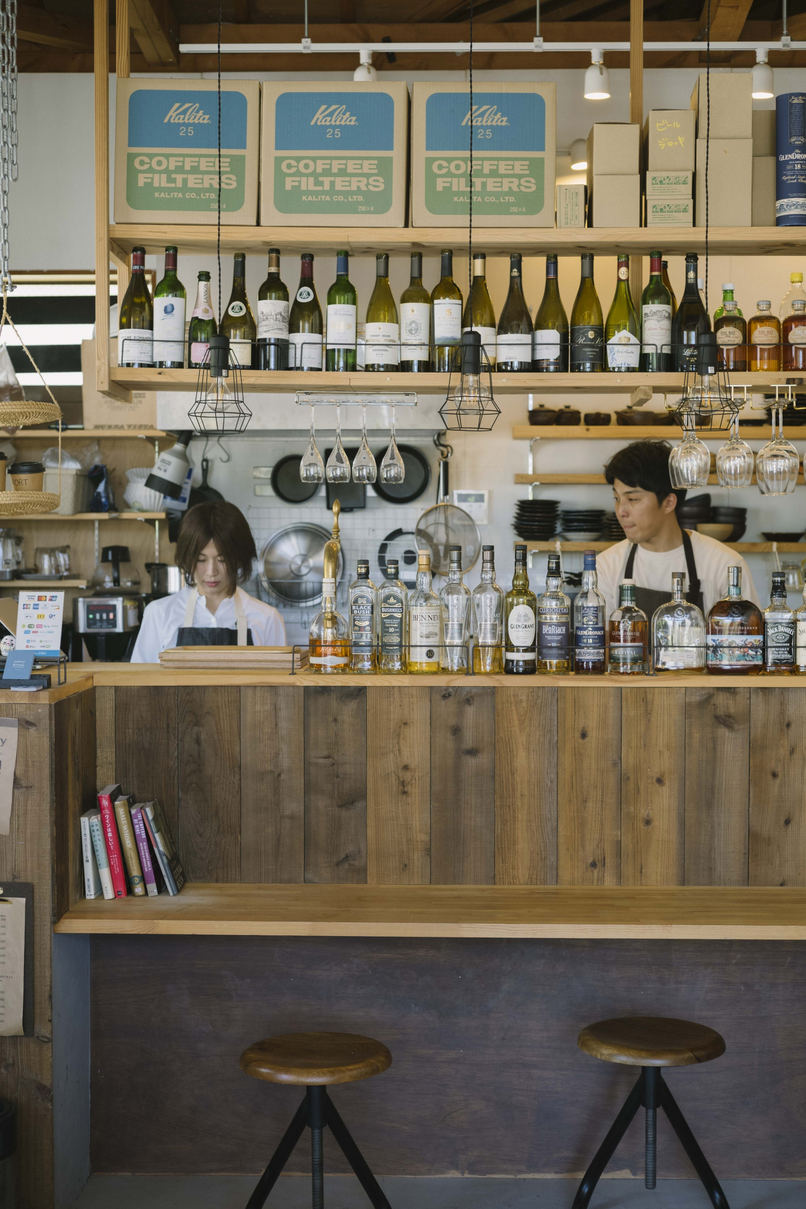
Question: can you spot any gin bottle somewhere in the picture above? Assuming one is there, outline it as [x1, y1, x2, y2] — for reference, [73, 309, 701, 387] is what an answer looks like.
[439, 545, 471, 672]
[377, 558, 407, 674]
[537, 553, 571, 673]
[573, 550, 606, 674]
[706, 565, 763, 675]
[471, 545, 504, 673]
[651, 571, 706, 671]
[763, 570, 795, 673]
[348, 559, 377, 673]
[608, 580, 648, 675]
[408, 550, 442, 673]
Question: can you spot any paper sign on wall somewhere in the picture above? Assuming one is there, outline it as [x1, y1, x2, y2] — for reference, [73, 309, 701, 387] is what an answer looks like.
[15, 590, 64, 658]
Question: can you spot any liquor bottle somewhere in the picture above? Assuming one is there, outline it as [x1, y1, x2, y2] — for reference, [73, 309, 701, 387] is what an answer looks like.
[795, 582, 806, 673]
[348, 559, 377, 673]
[537, 553, 571, 672]
[288, 253, 323, 371]
[308, 577, 350, 674]
[439, 545, 471, 672]
[640, 251, 672, 372]
[496, 253, 533, 372]
[672, 253, 709, 372]
[573, 550, 606, 674]
[605, 255, 640, 372]
[377, 558, 407, 673]
[326, 250, 357, 371]
[364, 253, 400, 372]
[431, 249, 463, 372]
[608, 580, 648, 675]
[407, 550, 442, 673]
[187, 270, 217, 369]
[153, 246, 186, 369]
[713, 282, 741, 325]
[705, 565, 763, 675]
[661, 260, 677, 318]
[118, 245, 153, 367]
[219, 252, 256, 369]
[256, 247, 289, 371]
[763, 570, 795, 673]
[651, 571, 706, 672]
[782, 298, 806, 371]
[504, 543, 537, 674]
[532, 253, 569, 372]
[471, 545, 504, 673]
[399, 252, 431, 372]
[569, 252, 604, 372]
[778, 270, 806, 319]
[748, 300, 781, 372]
[462, 252, 497, 369]
[715, 301, 748, 371]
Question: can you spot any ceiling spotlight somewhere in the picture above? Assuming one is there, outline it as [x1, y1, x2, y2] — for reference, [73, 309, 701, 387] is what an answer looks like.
[752, 48, 774, 100]
[353, 49, 377, 82]
[584, 48, 610, 101]
[569, 139, 587, 171]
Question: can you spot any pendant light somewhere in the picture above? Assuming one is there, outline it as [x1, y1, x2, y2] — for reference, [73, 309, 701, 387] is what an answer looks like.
[751, 49, 774, 100]
[584, 49, 611, 101]
[569, 139, 588, 171]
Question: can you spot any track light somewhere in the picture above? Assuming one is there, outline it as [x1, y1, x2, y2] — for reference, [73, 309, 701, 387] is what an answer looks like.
[752, 48, 774, 100]
[584, 48, 610, 101]
[569, 139, 587, 171]
[353, 49, 377, 81]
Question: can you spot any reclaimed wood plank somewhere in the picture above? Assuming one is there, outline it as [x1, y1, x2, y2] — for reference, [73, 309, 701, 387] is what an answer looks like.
[749, 688, 806, 886]
[176, 687, 241, 881]
[430, 686, 495, 884]
[94, 685, 116, 787]
[495, 686, 557, 885]
[557, 687, 621, 885]
[621, 687, 685, 885]
[304, 687, 367, 883]
[240, 687, 304, 883]
[367, 687, 430, 884]
[685, 686, 750, 885]
[114, 686, 179, 852]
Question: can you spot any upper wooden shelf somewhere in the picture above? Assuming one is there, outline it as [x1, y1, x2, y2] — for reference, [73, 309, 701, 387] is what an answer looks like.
[15, 428, 169, 439]
[512, 423, 793, 441]
[521, 540, 806, 554]
[10, 511, 166, 522]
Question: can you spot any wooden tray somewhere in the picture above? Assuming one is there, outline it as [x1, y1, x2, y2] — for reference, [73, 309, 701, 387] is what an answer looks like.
[158, 645, 307, 670]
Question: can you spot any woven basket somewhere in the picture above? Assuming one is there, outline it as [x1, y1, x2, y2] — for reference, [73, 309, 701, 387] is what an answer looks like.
[0, 400, 62, 429]
[0, 491, 60, 516]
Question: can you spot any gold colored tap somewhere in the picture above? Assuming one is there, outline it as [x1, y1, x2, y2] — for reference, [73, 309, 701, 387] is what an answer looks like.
[322, 498, 341, 583]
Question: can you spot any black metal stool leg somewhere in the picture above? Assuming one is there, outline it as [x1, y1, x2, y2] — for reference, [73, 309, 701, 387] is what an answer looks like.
[324, 1090, 392, 1209]
[643, 1067, 658, 1190]
[659, 1077, 731, 1209]
[245, 1093, 310, 1209]
[310, 1086, 325, 1209]
[571, 1075, 644, 1209]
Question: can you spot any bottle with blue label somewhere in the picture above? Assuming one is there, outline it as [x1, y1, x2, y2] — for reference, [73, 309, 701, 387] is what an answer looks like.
[776, 93, 806, 227]
[573, 550, 606, 674]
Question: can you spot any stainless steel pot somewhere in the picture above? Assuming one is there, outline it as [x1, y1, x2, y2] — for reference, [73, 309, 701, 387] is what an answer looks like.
[145, 562, 185, 596]
[260, 523, 344, 606]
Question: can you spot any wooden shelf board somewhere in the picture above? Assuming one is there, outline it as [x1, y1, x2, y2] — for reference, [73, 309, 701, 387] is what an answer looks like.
[512, 423, 784, 441]
[3, 579, 88, 588]
[520, 541, 806, 554]
[515, 473, 806, 486]
[14, 512, 166, 522]
[15, 428, 169, 439]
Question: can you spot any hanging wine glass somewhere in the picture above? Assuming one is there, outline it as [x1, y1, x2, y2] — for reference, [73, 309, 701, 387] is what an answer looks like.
[351, 405, 377, 483]
[379, 405, 406, 485]
[715, 413, 754, 489]
[756, 406, 799, 496]
[325, 404, 351, 483]
[299, 406, 325, 483]
[669, 413, 710, 489]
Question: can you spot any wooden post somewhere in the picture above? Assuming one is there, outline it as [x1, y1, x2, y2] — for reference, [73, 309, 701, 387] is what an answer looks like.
[94, 0, 111, 395]
[629, 0, 645, 305]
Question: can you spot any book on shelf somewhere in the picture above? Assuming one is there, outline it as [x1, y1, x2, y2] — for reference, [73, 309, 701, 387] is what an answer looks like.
[129, 802, 161, 897]
[84, 809, 114, 900]
[96, 783, 127, 898]
[113, 793, 146, 897]
[141, 800, 186, 896]
[79, 809, 103, 899]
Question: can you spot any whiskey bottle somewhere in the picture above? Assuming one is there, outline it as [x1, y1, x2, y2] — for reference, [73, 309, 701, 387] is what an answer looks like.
[651, 571, 706, 672]
[348, 559, 377, 673]
[504, 543, 537, 674]
[763, 570, 795, 673]
[795, 582, 806, 673]
[573, 550, 606, 674]
[439, 545, 471, 672]
[408, 550, 442, 673]
[471, 545, 504, 673]
[748, 300, 781, 372]
[378, 558, 407, 673]
[537, 553, 571, 673]
[608, 580, 648, 675]
[705, 565, 763, 675]
[782, 298, 806, 371]
[309, 577, 350, 673]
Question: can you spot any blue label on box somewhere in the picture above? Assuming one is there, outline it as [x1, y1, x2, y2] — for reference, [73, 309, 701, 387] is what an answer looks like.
[425, 92, 546, 152]
[274, 92, 395, 151]
[127, 89, 248, 150]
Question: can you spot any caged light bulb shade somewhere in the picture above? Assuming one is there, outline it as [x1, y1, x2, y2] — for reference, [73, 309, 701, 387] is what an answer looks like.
[752, 49, 774, 100]
[569, 139, 588, 171]
[584, 49, 610, 101]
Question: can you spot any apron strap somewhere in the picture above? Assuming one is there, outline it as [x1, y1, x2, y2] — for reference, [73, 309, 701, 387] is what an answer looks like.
[624, 542, 636, 578]
[233, 590, 247, 646]
[682, 529, 702, 601]
[182, 588, 199, 628]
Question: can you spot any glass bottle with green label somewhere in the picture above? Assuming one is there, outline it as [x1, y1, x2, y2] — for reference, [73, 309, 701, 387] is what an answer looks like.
[256, 247, 289, 370]
[153, 246, 186, 369]
[504, 544, 537, 674]
[220, 252, 256, 369]
[187, 271, 217, 369]
[605, 255, 640, 372]
[326, 250, 357, 371]
[288, 253, 323, 371]
[399, 253, 431, 372]
[118, 245, 154, 368]
[608, 580, 648, 674]
[462, 252, 497, 369]
[378, 558, 407, 673]
[365, 253, 400, 371]
[431, 249, 463, 372]
[570, 253, 603, 372]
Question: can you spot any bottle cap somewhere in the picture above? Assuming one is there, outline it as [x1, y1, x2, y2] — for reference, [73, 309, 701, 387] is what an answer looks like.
[722, 282, 734, 291]
[793, 300, 806, 311]
[417, 550, 431, 568]
[792, 273, 803, 283]
[357, 559, 369, 574]
[386, 559, 399, 575]
[583, 550, 597, 570]
[758, 299, 771, 308]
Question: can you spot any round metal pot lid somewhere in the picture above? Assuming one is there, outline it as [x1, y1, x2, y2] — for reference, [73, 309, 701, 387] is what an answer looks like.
[271, 454, 320, 504]
[371, 444, 431, 504]
[260, 523, 343, 605]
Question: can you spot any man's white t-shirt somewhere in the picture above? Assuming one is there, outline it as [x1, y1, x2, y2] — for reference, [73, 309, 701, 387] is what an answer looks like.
[130, 585, 286, 662]
[595, 530, 760, 621]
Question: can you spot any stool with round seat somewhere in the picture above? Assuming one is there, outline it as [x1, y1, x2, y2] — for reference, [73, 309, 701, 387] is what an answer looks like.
[572, 1016, 729, 1209]
[240, 1031, 392, 1209]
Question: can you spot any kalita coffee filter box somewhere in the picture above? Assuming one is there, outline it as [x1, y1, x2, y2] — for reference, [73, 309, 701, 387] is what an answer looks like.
[115, 79, 259, 223]
[260, 83, 408, 226]
[411, 82, 556, 227]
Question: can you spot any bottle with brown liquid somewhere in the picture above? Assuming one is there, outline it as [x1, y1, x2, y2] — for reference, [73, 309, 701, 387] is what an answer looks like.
[705, 565, 763, 675]
[309, 578, 351, 673]
[715, 301, 748, 371]
[748, 300, 781, 372]
[782, 298, 806, 371]
[608, 580, 648, 675]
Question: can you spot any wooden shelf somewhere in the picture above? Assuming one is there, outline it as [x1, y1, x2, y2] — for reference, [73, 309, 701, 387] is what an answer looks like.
[14, 511, 166, 521]
[514, 473, 806, 486]
[521, 541, 806, 554]
[512, 423, 786, 441]
[14, 428, 169, 440]
[2, 579, 88, 588]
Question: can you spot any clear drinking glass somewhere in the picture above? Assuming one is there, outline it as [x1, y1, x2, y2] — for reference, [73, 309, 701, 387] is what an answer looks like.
[351, 406, 377, 483]
[379, 406, 406, 485]
[299, 408, 325, 484]
[756, 407, 799, 496]
[668, 414, 711, 489]
[715, 414, 755, 488]
[325, 405, 351, 484]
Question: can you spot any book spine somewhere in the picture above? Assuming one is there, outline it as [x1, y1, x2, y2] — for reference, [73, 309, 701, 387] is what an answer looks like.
[141, 805, 178, 895]
[114, 798, 146, 897]
[80, 813, 102, 899]
[97, 792, 128, 898]
[87, 813, 115, 900]
[130, 805, 159, 896]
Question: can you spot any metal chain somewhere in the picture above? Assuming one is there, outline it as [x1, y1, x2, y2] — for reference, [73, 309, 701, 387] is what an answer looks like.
[0, 0, 19, 290]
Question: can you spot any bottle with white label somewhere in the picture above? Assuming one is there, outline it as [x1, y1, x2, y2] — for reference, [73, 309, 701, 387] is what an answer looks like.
[326, 250, 357, 371]
[118, 245, 153, 368]
[794, 582, 806, 673]
[399, 252, 431, 372]
[364, 253, 400, 371]
[605, 255, 640, 372]
[640, 251, 672, 372]
[348, 559, 377, 673]
[504, 544, 536, 674]
[462, 252, 497, 369]
[153, 246, 185, 369]
[497, 253, 533, 372]
[749, 300, 781, 372]
[256, 248, 289, 371]
[187, 271, 217, 369]
[288, 253, 323, 371]
[431, 249, 463, 372]
[533, 254, 568, 372]
[220, 252, 256, 369]
[715, 300, 747, 371]
[408, 550, 442, 674]
[439, 545, 471, 672]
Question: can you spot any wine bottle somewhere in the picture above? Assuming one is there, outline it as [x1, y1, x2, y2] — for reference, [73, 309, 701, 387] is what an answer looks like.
[671, 253, 709, 372]
[118, 245, 153, 368]
[431, 249, 463, 372]
[256, 247, 289, 371]
[570, 252, 604, 372]
[504, 543, 537, 674]
[288, 253, 323, 371]
[187, 270, 217, 369]
[748, 299, 781, 372]
[640, 251, 672, 372]
[605, 254, 640, 372]
[399, 252, 431, 372]
[153, 246, 185, 369]
[462, 252, 497, 369]
[661, 260, 677, 317]
[326, 250, 357, 371]
[496, 253, 533, 372]
[715, 301, 747, 371]
[220, 252, 256, 369]
[532, 254, 569, 373]
[365, 253, 400, 372]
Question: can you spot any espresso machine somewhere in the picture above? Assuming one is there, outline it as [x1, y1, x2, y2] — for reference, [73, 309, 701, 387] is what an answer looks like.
[73, 545, 145, 661]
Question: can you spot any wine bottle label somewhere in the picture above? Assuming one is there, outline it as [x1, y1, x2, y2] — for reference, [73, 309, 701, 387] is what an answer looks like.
[228, 300, 247, 318]
[751, 323, 779, 345]
[296, 286, 314, 303]
[678, 343, 698, 370]
[288, 332, 323, 370]
[641, 305, 672, 355]
[433, 299, 462, 343]
[497, 334, 533, 361]
[788, 327, 806, 345]
[533, 330, 561, 362]
[507, 604, 536, 649]
[618, 264, 629, 280]
[606, 331, 640, 370]
[570, 325, 603, 369]
[257, 299, 290, 340]
[228, 339, 252, 368]
[365, 322, 401, 368]
[192, 302, 214, 320]
[350, 594, 375, 651]
[379, 594, 404, 650]
[118, 328, 153, 366]
[190, 340, 210, 366]
[153, 299, 185, 363]
[464, 325, 496, 361]
[409, 606, 441, 661]
[400, 303, 430, 358]
[326, 304, 357, 349]
[765, 621, 795, 665]
[716, 324, 744, 347]
[538, 618, 569, 657]
[706, 633, 763, 668]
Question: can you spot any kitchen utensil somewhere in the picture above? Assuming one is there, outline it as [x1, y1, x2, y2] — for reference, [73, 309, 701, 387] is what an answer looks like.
[90, 545, 141, 591]
[325, 405, 350, 483]
[555, 405, 581, 426]
[300, 412, 325, 484]
[272, 454, 320, 504]
[145, 562, 185, 596]
[763, 531, 805, 543]
[371, 444, 430, 504]
[696, 523, 733, 541]
[527, 405, 558, 426]
[189, 456, 224, 508]
[0, 531, 16, 580]
[715, 417, 755, 489]
[415, 440, 482, 574]
[260, 523, 344, 606]
[584, 412, 611, 425]
[756, 409, 799, 496]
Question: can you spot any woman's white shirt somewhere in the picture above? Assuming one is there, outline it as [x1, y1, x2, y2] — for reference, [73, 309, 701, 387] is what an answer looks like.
[130, 585, 286, 662]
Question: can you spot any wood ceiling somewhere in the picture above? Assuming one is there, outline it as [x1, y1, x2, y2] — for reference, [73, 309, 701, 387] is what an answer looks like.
[16, 0, 805, 72]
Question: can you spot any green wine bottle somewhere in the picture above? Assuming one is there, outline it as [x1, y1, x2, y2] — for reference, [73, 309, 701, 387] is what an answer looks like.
[640, 251, 672, 372]
[504, 543, 537, 674]
[365, 252, 400, 371]
[431, 249, 463, 372]
[153, 246, 185, 369]
[256, 247, 289, 371]
[672, 253, 710, 372]
[462, 252, 497, 369]
[288, 253, 323, 371]
[220, 252, 256, 368]
[533, 254, 569, 372]
[399, 252, 431, 372]
[570, 253, 603, 372]
[118, 245, 153, 368]
[605, 255, 641, 372]
[326, 250, 357, 371]
[496, 253, 533, 373]
[662, 260, 677, 317]
[187, 270, 217, 369]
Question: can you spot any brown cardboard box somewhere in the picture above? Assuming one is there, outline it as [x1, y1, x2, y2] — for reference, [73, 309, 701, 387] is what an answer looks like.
[644, 110, 696, 170]
[260, 82, 409, 227]
[690, 72, 753, 139]
[114, 78, 260, 224]
[556, 182, 586, 227]
[752, 156, 777, 226]
[81, 340, 156, 430]
[645, 197, 694, 227]
[752, 109, 776, 157]
[411, 82, 556, 227]
[695, 138, 752, 225]
[645, 170, 693, 198]
[589, 175, 640, 227]
[586, 123, 640, 177]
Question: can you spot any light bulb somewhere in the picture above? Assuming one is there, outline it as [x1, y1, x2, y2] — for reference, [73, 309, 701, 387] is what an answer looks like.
[569, 139, 588, 171]
[353, 50, 377, 82]
[584, 49, 610, 101]
[752, 49, 774, 100]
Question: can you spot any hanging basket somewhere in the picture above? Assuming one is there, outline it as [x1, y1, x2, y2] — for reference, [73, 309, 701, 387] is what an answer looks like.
[0, 490, 60, 516]
[0, 399, 62, 430]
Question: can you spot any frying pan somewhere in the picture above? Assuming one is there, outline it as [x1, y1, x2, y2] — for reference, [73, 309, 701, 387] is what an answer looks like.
[371, 443, 431, 504]
[189, 457, 224, 507]
[415, 437, 481, 574]
[271, 454, 320, 503]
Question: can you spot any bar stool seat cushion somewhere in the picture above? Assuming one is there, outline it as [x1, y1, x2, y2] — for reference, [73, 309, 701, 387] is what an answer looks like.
[578, 1016, 726, 1068]
[240, 1031, 392, 1086]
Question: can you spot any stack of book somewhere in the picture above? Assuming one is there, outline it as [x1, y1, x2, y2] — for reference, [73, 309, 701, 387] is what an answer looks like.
[79, 784, 186, 901]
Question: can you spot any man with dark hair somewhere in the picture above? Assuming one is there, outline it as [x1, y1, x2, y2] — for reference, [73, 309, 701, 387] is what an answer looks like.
[597, 439, 758, 620]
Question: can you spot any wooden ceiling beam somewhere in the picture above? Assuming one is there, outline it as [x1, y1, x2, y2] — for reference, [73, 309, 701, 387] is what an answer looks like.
[181, 19, 704, 44]
[700, 0, 754, 42]
[128, 0, 179, 65]
[17, 3, 92, 52]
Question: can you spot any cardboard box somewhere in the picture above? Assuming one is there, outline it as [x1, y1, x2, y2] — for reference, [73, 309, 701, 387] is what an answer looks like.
[645, 170, 693, 198]
[556, 182, 586, 227]
[752, 156, 777, 226]
[115, 78, 260, 224]
[695, 138, 753, 225]
[645, 197, 694, 227]
[81, 340, 156, 430]
[260, 82, 409, 227]
[586, 123, 640, 177]
[589, 175, 640, 227]
[644, 110, 696, 170]
[752, 108, 776, 157]
[411, 82, 556, 227]
[690, 72, 752, 139]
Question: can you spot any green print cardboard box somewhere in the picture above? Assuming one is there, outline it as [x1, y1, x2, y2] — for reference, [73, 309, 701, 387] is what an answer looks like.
[115, 78, 259, 223]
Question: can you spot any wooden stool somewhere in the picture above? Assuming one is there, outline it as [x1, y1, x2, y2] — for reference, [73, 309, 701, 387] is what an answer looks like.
[240, 1031, 392, 1209]
[572, 1016, 729, 1209]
